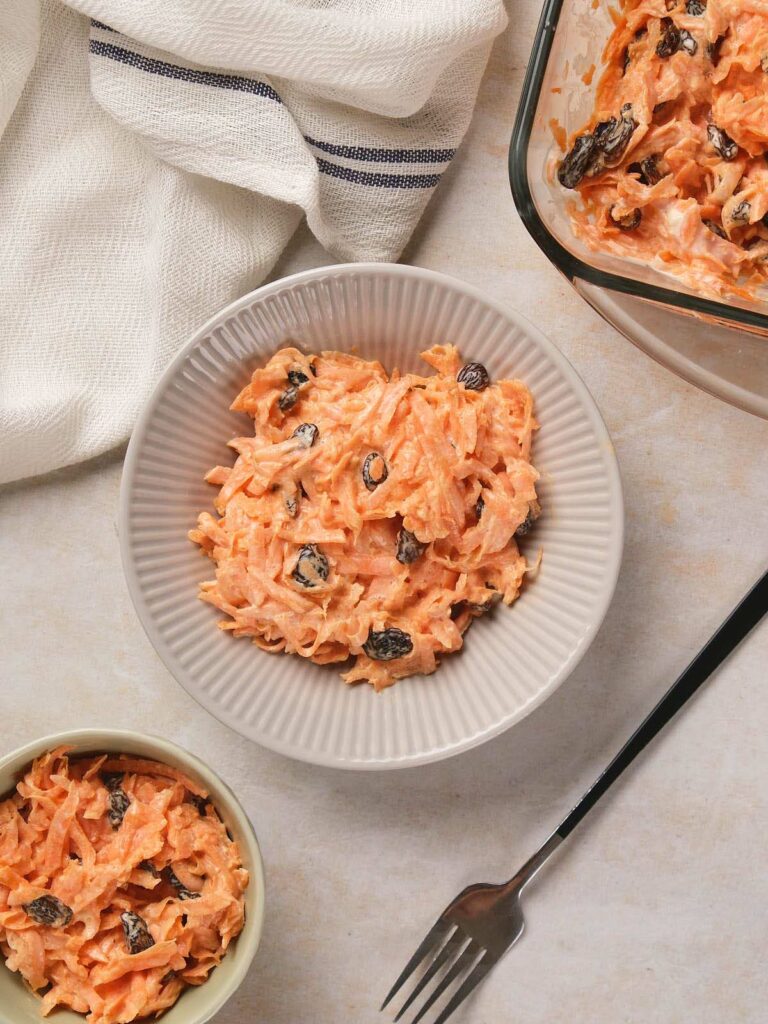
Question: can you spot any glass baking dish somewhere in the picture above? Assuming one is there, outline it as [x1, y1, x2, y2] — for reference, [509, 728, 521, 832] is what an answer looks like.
[509, 0, 768, 419]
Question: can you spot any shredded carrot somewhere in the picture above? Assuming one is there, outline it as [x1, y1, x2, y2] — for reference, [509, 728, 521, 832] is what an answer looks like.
[558, 0, 768, 299]
[0, 748, 248, 1023]
[582, 62, 596, 85]
[190, 345, 540, 691]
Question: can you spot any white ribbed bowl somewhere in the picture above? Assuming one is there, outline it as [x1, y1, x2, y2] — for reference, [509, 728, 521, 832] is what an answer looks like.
[120, 264, 623, 769]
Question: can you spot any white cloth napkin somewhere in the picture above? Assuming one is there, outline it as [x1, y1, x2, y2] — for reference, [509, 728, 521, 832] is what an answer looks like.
[0, 0, 507, 484]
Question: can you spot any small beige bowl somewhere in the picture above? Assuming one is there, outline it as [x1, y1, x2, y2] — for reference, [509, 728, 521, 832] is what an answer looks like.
[0, 730, 265, 1024]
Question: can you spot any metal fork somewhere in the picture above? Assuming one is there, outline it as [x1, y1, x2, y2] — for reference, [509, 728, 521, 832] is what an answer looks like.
[382, 568, 768, 1024]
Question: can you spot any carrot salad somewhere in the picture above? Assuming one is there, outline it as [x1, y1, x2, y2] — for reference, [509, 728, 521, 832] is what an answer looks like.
[0, 748, 247, 1022]
[189, 345, 540, 690]
[557, 0, 768, 299]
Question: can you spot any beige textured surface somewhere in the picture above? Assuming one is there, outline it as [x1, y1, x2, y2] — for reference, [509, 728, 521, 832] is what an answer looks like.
[1, 8, 767, 1024]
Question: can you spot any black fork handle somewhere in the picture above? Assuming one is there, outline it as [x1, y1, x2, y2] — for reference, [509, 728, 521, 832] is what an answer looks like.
[556, 568, 768, 841]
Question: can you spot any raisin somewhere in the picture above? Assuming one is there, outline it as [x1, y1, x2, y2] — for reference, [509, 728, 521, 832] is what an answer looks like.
[278, 385, 299, 412]
[396, 529, 427, 565]
[187, 793, 209, 814]
[592, 119, 615, 148]
[23, 895, 73, 928]
[101, 771, 124, 791]
[679, 29, 697, 55]
[475, 495, 485, 520]
[703, 219, 727, 239]
[610, 206, 642, 230]
[292, 423, 319, 448]
[362, 452, 388, 491]
[730, 200, 751, 223]
[291, 544, 329, 588]
[515, 506, 539, 537]
[363, 627, 413, 661]
[121, 910, 154, 954]
[641, 155, 661, 184]
[107, 788, 131, 830]
[656, 18, 681, 58]
[285, 493, 299, 517]
[706, 36, 724, 65]
[456, 362, 490, 391]
[557, 133, 598, 189]
[593, 105, 636, 164]
[164, 866, 201, 901]
[685, 0, 705, 11]
[628, 154, 661, 186]
[287, 369, 309, 386]
[138, 860, 160, 877]
[707, 124, 738, 160]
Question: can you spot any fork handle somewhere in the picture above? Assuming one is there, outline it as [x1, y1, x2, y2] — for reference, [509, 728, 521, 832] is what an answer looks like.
[551, 568, 768, 842]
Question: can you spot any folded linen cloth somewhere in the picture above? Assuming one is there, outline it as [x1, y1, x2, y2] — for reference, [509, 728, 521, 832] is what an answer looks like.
[0, 0, 507, 484]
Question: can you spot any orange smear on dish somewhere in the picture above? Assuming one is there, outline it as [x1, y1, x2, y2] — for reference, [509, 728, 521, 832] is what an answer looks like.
[190, 345, 539, 691]
[550, 117, 568, 151]
[0, 748, 247, 1023]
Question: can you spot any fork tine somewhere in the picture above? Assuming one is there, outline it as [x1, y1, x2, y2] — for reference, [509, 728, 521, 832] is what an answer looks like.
[393, 929, 467, 1022]
[380, 920, 453, 1011]
[409, 940, 483, 1024]
[430, 952, 493, 1024]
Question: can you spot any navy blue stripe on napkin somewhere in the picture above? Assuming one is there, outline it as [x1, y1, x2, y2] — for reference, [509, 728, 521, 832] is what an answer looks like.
[88, 41, 445, 188]
[88, 40, 282, 103]
[90, 20, 114, 32]
[315, 158, 441, 189]
[303, 135, 455, 165]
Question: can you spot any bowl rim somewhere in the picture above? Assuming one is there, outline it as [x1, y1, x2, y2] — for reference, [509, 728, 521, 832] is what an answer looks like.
[508, 0, 768, 420]
[119, 261, 625, 770]
[0, 728, 265, 1024]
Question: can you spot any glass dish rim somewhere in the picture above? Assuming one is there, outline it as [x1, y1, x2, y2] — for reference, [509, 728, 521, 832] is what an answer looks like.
[508, 0, 768, 334]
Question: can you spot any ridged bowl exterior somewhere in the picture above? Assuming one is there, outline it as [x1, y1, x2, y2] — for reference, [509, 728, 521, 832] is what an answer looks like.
[120, 264, 624, 769]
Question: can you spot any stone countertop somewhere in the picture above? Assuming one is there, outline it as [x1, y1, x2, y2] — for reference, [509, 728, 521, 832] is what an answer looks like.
[1, 9, 767, 1024]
